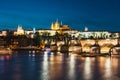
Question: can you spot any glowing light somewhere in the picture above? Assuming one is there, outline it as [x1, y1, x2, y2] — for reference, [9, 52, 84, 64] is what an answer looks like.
[84, 57, 92, 79]
[29, 53, 31, 56]
[105, 58, 112, 78]
[46, 48, 50, 52]
[32, 51, 35, 53]
[70, 54, 75, 62]
[16, 25, 24, 35]
[42, 51, 49, 80]
[32, 53, 35, 57]
[68, 54, 75, 80]
[50, 53, 54, 61]
[0, 56, 5, 61]
[5, 55, 10, 61]
[44, 51, 48, 56]
[51, 52, 54, 55]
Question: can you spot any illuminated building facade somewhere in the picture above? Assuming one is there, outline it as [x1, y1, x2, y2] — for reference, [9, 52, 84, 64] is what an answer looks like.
[51, 19, 70, 30]
[0, 19, 119, 55]
[14, 25, 24, 35]
[0, 30, 7, 36]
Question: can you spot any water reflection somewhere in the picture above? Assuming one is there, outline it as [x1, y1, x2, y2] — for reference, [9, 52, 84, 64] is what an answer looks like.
[12, 63, 22, 80]
[0, 56, 5, 61]
[105, 58, 112, 78]
[68, 54, 75, 80]
[41, 51, 49, 80]
[0, 52, 120, 80]
[83, 57, 92, 79]
[110, 56, 120, 80]
[0, 56, 5, 74]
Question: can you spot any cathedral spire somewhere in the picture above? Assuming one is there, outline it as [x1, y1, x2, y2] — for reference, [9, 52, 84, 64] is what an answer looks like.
[51, 22, 54, 30]
[56, 18, 58, 23]
[85, 26, 88, 31]
[33, 27, 36, 34]
[61, 21, 62, 25]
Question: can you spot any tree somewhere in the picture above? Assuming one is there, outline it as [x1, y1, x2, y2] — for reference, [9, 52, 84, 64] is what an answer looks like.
[33, 32, 41, 47]
[18, 35, 30, 47]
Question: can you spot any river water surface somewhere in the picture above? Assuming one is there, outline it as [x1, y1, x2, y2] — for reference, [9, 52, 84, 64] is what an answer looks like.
[0, 51, 120, 80]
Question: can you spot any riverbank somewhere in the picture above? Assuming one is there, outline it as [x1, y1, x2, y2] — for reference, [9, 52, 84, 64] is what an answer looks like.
[0, 48, 12, 55]
[11, 47, 41, 51]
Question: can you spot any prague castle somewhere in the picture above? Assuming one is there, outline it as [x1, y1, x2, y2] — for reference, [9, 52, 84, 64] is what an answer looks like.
[14, 19, 75, 36]
[13, 19, 119, 40]
[51, 19, 70, 30]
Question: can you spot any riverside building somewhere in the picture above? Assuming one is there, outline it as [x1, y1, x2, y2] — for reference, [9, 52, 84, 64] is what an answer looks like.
[8, 20, 120, 55]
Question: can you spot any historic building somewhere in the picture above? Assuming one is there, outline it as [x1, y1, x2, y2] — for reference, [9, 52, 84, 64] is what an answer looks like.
[51, 19, 70, 30]
[13, 20, 119, 40]
[0, 19, 120, 54]
[23, 19, 76, 36]
[51, 19, 72, 35]
[14, 25, 24, 35]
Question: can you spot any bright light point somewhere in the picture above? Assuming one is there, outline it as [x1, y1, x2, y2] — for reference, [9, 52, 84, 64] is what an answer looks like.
[29, 54, 31, 56]
[51, 52, 54, 55]
[32, 53, 35, 57]
[105, 58, 111, 77]
[44, 51, 48, 56]
[70, 54, 75, 62]
[84, 57, 92, 79]
[32, 51, 35, 54]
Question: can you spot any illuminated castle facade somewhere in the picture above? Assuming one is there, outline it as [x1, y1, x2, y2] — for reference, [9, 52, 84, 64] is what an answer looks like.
[51, 20, 70, 30]
[14, 25, 24, 35]
[13, 20, 119, 40]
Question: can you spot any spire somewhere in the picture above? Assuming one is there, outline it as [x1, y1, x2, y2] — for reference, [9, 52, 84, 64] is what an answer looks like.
[33, 27, 36, 34]
[61, 21, 62, 25]
[85, 26, 88, 31]
[56, 18, 58, 23]
[51, 22, 54, 29]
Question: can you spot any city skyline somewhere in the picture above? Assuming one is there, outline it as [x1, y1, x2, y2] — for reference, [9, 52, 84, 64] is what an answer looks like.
[0, 0, 120, 31]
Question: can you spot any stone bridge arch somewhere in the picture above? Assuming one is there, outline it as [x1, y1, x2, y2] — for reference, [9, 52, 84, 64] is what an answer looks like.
[80, 39, 117, 54]
[109, 44, 120, 55]
[101, 43, 114, 53]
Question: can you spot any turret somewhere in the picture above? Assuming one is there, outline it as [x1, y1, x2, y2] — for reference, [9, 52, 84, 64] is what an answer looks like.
[51, 22, 54, 30]
[85, 27, 88, 32]
[17, 25, 24, 35]
[51, 19, 61, 30]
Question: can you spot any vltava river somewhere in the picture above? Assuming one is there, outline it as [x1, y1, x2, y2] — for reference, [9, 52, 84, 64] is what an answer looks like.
[0, 51, 120, 80]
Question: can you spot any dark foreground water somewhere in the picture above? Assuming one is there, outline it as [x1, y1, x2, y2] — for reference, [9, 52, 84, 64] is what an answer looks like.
[0, 51, 120, 80]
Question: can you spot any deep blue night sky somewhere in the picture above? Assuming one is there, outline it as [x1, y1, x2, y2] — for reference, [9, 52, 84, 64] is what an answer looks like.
[0, 0, 120, 31]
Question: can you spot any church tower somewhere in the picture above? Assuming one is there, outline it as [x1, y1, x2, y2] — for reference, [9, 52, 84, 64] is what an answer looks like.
[51, 19, 60, 30]
[51, 22, 54, 30]
[17, 25, 24, 35]
[85, 27, 88, 31]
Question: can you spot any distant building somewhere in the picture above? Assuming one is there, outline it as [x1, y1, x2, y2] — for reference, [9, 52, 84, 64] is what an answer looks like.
[33, 27, 36, 34]
[13, 20, 119, 39]
[51, 19, 70, 31]
[84, 27, 88, 32]
[51, 19, 60, 30]
[25, 19, 74, 36]
[14, 25, 24, 35]
[0, 30, 7, 36]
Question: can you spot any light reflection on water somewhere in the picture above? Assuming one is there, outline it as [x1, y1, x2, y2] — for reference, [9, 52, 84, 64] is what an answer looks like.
[84, 57, 92, 79]
[0, 52, 120, 80]
[105, 58, 112, 78]
[41, 51, 49, 80]
[68, 54, 75, 80]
